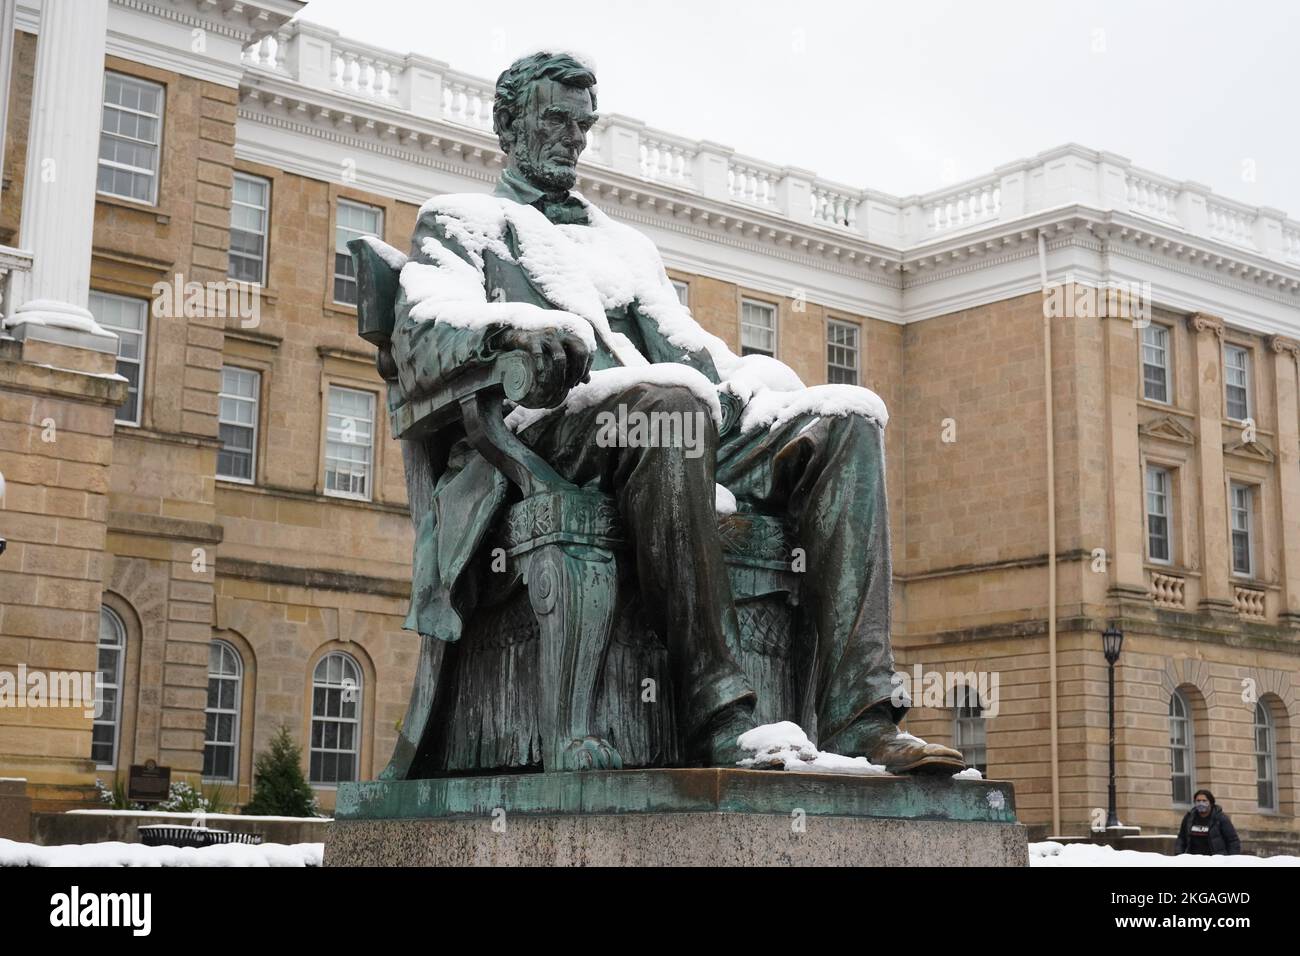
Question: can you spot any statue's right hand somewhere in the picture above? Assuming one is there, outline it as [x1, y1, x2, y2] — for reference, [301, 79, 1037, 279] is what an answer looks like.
[495, 327, 592, 407]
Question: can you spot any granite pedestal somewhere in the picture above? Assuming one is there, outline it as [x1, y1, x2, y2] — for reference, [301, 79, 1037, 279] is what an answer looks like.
[324, 769, 1028, 867]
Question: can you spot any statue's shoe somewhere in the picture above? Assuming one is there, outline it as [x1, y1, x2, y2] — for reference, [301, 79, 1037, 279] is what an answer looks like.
[835, 708, 966, 775]
[693, 701, 758, 767]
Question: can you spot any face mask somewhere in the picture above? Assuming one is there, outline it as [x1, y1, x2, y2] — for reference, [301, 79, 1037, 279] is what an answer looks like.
[1194, 800, 1210, 812]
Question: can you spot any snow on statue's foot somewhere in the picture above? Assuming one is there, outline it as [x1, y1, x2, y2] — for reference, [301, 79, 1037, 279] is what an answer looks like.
[559, 736, 623, 771]
[736, 721, 889, 776]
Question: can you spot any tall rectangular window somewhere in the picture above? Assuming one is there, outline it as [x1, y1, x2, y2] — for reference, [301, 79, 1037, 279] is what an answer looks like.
[97, 72, 164, 204]
[217, 366, 260, 483]
[1141, 324, 1171, 403]
[1145, 465, 1172, 563]
[334, 200, 383, 306]
[1224, 344, 1251, 420]
[89, 291, 147, 426]
[827, 319, 860, 385]
[741, 299, 776, 357]
[671, 279, 689, 307]
[1230, 482, 1254, 577]
[325, 386, 375, 500]
[229, 173, 270, 284]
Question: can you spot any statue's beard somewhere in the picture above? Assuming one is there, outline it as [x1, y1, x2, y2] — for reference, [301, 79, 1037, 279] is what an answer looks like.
[515, 149, 578, 193]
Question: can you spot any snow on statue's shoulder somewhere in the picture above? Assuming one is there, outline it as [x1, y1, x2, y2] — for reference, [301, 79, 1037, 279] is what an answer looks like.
[736, 721, 889, 776]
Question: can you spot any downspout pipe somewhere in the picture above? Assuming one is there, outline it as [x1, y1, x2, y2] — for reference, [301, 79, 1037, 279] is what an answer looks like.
[1038, 229, 1061, 837]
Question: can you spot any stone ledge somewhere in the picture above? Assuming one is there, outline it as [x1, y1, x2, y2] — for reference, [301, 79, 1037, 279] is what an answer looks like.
[325, 813, 1028, 866]
[336, 768, 1018, 823]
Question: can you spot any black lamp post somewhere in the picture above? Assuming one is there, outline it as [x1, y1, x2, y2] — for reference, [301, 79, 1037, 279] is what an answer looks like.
[1101, 624, 1124, 829]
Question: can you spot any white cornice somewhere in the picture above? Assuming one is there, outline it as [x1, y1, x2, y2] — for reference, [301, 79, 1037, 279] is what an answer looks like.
[18, 0, 303, 87]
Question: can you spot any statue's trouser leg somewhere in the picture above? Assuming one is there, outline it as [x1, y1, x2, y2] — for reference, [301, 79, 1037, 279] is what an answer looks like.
[717, 411, 906, 747]
[518, 382, 756, 743]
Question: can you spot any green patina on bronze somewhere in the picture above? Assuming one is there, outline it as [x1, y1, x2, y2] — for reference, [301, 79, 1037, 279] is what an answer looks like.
[334, 770, 1017, 824]
[345, 50, 971, 784]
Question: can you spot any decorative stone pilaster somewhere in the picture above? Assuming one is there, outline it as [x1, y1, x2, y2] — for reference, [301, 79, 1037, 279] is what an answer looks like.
[1185, 312, 1234, 613]
[1100, 310, 1147, 600]
[1267, 335, 1300, 628]
[4, 0, 115, 351]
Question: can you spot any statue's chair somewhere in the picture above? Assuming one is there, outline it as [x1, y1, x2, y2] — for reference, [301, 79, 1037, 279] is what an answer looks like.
[350, 239, 806, 776]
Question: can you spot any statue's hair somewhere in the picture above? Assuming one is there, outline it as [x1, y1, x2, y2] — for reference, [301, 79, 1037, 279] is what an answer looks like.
[493, 51, 597, 154]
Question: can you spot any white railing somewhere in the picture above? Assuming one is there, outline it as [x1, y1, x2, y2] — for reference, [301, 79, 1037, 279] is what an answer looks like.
[918, 177, 1002, 237]
[1207, 199, 1257, 248]
[810, 181, 860, 230]
[640, 135, 695, 188]
[1126, 172, 1181, 223]
[728, 160, 781, 208]
[1284, 224, 1300, 265]
[440, 72, 496, 132]
[241, 24, 1300, 263]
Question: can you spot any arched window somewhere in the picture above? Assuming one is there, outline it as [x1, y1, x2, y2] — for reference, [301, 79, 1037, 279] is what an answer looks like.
[310, 652, 362, 784]
[92, 607, 126, 769]
[1255, 701, 1277, 812]
[953, 684, 987, 775]
[203, 641, 242, 782]
[1169, 689, 1195, 805]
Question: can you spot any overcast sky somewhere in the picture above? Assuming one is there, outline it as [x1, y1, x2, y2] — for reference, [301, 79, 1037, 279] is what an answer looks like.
[298, 0, 1300, 216]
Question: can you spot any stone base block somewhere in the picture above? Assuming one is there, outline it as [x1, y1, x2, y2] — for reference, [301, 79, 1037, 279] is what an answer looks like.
[324, 768, 1028, 867]
[326, 813, 1027, 866]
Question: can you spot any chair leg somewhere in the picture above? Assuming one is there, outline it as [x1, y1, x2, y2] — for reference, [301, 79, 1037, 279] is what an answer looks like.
[378, 633, 446, 780]
[523, 542, 623, 772]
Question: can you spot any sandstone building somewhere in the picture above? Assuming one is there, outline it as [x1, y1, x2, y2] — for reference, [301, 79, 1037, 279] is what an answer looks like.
[1, 0, 1298, 852]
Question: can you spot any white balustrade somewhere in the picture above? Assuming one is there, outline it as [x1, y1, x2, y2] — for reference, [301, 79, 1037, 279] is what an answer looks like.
[237, 28, 1300, 268]
[1126, 173, 1180, 222]
[728, 162, 780, 207]
[639, 138, 695, 187]
[811, 183, 858, 229]
[1283, 224, 1300, 264]
[1208, 201, 1257, 247]
[921, 180, 1002, 236]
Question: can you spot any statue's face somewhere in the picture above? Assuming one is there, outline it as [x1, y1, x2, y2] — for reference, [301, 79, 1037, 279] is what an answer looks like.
[509, 77, 596, 194]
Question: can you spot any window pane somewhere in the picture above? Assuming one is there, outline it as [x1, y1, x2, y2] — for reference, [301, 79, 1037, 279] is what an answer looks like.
[333, 201, 383, 305]
[98, 72, 163, 204]
[89, 292, 148, 425]
[217, 367, 259, 482]
[827, 320, 859, 385]
[741, 300, 776, 357]
[325, 387, 375, 500]
[228, 174, 270, 283]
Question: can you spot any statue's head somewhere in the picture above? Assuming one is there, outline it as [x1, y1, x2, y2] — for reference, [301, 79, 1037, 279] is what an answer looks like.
[493, 51, 598, 195]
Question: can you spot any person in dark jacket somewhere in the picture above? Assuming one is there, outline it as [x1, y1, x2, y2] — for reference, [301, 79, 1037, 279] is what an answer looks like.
[1175, 789, 1242, 855]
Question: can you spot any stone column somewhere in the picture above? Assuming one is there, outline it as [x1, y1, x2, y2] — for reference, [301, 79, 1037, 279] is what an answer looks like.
[1267, 335, 1300, 627]
[1186, 312, 1233, 613]
[0, 0, 15, 217]
[4, 0, 115, 347]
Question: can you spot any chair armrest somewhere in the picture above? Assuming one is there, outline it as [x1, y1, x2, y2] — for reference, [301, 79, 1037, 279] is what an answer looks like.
[395, 349, 572, 498]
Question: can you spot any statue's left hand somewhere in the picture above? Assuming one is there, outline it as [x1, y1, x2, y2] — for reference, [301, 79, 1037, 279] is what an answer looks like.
[495, 327, 592, 407]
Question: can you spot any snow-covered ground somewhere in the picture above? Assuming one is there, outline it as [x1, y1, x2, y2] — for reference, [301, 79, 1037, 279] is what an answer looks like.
[4, 836, 1298, 867]
[1030, 841, 1300, 867]
[0, 838, 322, 867]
